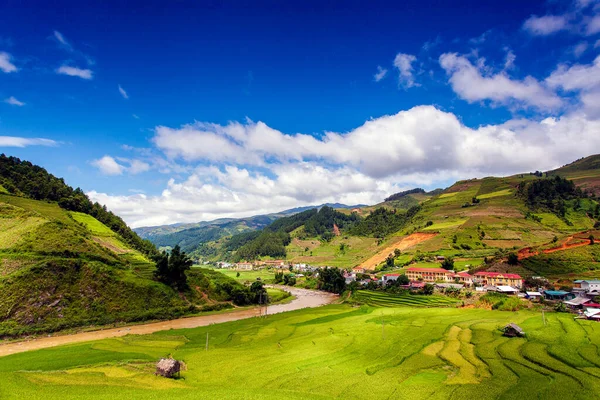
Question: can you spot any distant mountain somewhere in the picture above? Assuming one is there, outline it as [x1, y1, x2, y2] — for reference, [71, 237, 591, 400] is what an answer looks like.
[135, 203, 366, 255]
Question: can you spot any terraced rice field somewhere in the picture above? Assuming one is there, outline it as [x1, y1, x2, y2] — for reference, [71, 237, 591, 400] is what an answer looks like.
[1, 305, 600, 399]
[354, 290, 460, 307]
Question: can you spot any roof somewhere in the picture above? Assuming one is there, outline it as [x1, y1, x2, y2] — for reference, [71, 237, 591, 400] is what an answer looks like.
[564, 297, 591, 306]
[586, 303, 600, 308]
[578, 280, 600, 284]
[406, 267, 453, 274]
[383, 273, 401, 277]
[474, 272, 522, 279]
[505, 323, 524, 333]
[455, 272, 473, 277]
[497, 286, 519, 292]
[526, 291, 542, 296]
[544, 290, 569, 295]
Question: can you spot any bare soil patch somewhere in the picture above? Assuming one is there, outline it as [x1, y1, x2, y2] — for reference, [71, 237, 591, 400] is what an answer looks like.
[359, 233, 437, 270]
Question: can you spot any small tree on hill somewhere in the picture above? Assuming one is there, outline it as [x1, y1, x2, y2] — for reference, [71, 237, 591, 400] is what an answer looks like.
[441, 257, 454, 271]
[154, 245, 193, 291]
[318, 267, 346, 294]
[507, 253, 519, 265]
[385, 254, 395, 269]
[589, 235, 595, 245]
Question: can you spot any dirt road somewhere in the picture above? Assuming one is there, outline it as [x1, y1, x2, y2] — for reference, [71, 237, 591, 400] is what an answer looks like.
[360, 232, 437, 270]
[0, 286, 337, 357]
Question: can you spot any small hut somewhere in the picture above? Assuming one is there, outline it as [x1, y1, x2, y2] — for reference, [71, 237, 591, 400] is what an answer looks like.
[503, 323, 525, 337]
[155, 358, 182, 378]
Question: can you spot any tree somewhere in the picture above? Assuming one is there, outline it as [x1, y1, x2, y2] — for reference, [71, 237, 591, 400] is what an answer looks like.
[422, 283, 434, 295]
[318, 267, 346, 294]
[236, 272, 241, 277]
[385, 254, 395, 269]
[394, 248, 401, 257]
[250, 281, 268, 304]
[441, 257, 454, 270]
[590, 235, 595, 245]
[398, 274, 409, 285]
[154, 245, 193, 290]
[507, 253, 519, 265]
[283, 274, 297, 286]
[274, 271, 284, 283]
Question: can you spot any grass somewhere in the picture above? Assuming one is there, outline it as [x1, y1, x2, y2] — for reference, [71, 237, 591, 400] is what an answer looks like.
[476, 189, 513, 199]
[69, 212, 116, 236]
[209, 267, 276, 283]
[353, 291, 460, 307]
[1, 305, 599, 399]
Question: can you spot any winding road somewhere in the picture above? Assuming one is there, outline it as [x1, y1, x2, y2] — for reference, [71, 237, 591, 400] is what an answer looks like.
[0, 286, 337, 357]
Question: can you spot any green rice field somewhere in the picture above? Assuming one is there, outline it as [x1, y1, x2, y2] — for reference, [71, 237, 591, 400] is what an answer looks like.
[2, 304, 598, 399]
[354, 290, 460, 307]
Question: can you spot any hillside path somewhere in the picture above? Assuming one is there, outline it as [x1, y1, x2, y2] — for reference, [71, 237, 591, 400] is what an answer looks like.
[0, 286, 337, 357]
[360, 232, 437, 270]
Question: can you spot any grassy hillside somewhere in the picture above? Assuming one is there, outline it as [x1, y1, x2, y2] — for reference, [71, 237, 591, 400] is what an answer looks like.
[0, 155, 269, 336]
[2, 304, 600, 399]
[0, 191, 258, 336]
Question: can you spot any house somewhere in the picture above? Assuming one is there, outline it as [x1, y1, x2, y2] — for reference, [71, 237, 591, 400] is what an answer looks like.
[573, 280, 600, 297]
[526, 291, 543, 300]
[352, 267, 366, 275]
[405, 267, 473, 286]
[503, 323, 525, 337]
[382, 273, 401, 284]
[435, 255, 446, 261]
[405, 267, 455, 283]
[495, 286, 519, 294]
[235, 262, 254, 271]
[435, 283, 464, 290]
[584, 308, 600, 320]
[453, 271, 473, 286]
[543, 290, 575, 301]
[473, 272, 523, 288]
[261, 260, 286, 267]
[564, 296, 591, 309]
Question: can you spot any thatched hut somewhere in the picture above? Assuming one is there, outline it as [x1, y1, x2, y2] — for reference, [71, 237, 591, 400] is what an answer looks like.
[503, 323, 525, 337]
[155, 358, 182, 378]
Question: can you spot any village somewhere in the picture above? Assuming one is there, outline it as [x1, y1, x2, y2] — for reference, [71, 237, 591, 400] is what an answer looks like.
[213, 258, 600, 321]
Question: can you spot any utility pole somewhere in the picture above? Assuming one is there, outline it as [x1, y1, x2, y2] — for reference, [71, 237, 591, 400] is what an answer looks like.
[542, 310, 547, 326]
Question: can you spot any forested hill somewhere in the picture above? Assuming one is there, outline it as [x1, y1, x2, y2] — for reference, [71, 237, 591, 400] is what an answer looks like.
[0, 154, 156, 256]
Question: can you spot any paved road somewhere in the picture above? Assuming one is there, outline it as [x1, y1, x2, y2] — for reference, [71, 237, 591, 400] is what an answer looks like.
[0, 286, 337, 357]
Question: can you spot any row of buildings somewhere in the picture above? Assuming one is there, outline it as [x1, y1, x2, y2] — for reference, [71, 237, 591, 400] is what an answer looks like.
[383, 267, 523, 288]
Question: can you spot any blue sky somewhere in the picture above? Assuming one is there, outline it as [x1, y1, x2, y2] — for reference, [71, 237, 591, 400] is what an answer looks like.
[2, 0, 600, 227]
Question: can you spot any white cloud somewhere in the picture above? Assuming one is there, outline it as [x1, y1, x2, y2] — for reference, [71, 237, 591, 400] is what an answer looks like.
[4, 96, 25, 106]
[504, 49, 516, 70]
[132, 114, 140, 119]
[573, 41, 588, 57]
[118, 85, 129, 99]
[89, 105, 600, 227]
[0, 52, 17, 73]
[546, 55, 600, 116]
[0, 136, 57, 147]
[53, 30, 73, 51]
[439, 53, 562, 110]
[91, 156, 125, 175]
[56, 65, 93, 79]
[586, 15, 600, 35]
[523, 15, 568, 35]
[128, 159, 150, 174]
[373, 66, 388, 82]
[393, 53, 419, 88]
